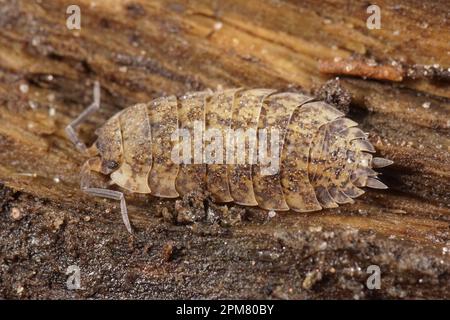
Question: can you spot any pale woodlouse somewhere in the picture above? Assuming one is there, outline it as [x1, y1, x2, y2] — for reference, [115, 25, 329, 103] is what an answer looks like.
[66, 82, 393, 233]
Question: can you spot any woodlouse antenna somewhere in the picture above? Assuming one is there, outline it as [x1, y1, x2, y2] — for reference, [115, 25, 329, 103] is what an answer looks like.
[83, 187, 132, 233]
[65, 81, 101, 153]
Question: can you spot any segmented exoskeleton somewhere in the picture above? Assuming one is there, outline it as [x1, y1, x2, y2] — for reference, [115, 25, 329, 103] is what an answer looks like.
[66, 82, 392, 233]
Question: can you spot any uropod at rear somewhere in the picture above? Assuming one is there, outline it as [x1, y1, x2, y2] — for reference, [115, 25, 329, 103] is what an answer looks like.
[66, 82, 393, 233]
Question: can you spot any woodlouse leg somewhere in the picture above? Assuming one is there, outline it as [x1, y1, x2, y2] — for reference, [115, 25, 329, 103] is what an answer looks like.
[65, 81, 101, 153]
[83, 187, 132, 234]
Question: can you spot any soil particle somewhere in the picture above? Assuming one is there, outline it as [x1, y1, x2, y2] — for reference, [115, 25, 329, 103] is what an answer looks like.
[162, 241, 182, 262]
[174, 190, 208, 224]
[142, 243, 153, 255]
[10, 207, 22, 221]
[407, 64, 450, 82]
[52, 216, 65, 232]
[190, 222, 228, 237]
[173, 190, 244, 227]
[302, 270, 323, 290]
[207, 204, 244, 227]
[161, 206, 175, 223]
[315, 78, 352, 114]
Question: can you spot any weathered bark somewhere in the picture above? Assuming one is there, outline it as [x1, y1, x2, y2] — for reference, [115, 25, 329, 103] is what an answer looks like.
[0, 0, 449, 299]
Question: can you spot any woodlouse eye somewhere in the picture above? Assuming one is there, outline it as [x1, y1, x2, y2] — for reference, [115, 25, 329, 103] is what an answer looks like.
[106, 160, 119, 170]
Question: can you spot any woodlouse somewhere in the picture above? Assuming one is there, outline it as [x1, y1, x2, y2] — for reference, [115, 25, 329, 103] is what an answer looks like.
[66, 82, 393, 233]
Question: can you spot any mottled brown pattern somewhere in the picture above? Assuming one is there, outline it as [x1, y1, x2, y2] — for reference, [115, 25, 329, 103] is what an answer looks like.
[176, 91, 210, 195]
[306, 102, 349, 208]
[326, 131, 355, 204]
[95, 114, 123, 175]
[110, 104, 152, 193]
[253, 92, 310, 210]
[311, 120, 356, 206]
[228, 89, 276, 206]
[309, 114, 376, 207]
[351, 152, 374, 187]
[148, 96, 179, 197]
[281, 103, 323, 212]
[90, 89, 383, 212]
[205, 89, 242, 203]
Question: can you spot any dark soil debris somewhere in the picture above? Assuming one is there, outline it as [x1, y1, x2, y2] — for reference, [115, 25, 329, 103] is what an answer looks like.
[173, 190, 244, 228]
[0, 184, 449, 299]
[315, 78, 352, 114]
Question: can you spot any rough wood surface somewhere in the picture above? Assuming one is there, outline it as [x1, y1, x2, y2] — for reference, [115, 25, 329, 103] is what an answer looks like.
[0, 0, 449, 299]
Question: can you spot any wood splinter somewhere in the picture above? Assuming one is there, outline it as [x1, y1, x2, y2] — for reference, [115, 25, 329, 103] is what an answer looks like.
[319, 58, 405, 82]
